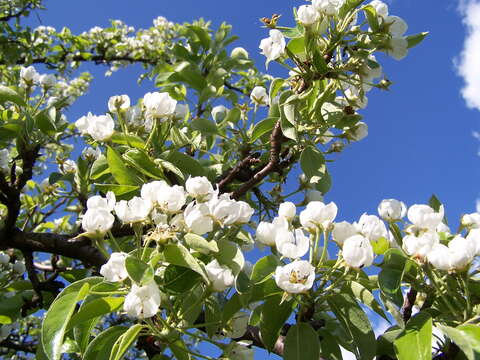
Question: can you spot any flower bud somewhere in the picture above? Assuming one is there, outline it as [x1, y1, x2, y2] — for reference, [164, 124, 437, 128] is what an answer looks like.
[342, 235, 374, 268]
[108, 95, 130, 112]
[332, 221, 358, 246]
[205, 260, 235, 292]
[230, 47, 249, 60]
[278, 202, 296, 220]
[0, 253, 10, 266]
[100, 252, 128, 282]
[211, 105, 228, 122]
[124, 281, 161, 319]
[378, 199, 407, 221]
[297, 5, 319, 25]
[39, 74, 56, 88]
[13, 261, 26, 275]
[186, 176, 214, 198]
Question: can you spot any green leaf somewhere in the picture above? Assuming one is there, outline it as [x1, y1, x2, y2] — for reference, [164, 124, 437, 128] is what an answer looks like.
[235, 271, 252, 294]
[94, 184, 139, 197]
[163, 265, 201, 293]
[0, 294, 25, 324]
[269, 79, 285, 102]
[161, 150, 206, 177]
[250, 255, 279, 284]
[125, 255, 154, 285]
[109, 324, 144, 360]
[184, 233, 219, 254]
[205, 296, 222, 338]
[406, 32, 429, 49]
[280, 112, 297, 140]
[284, 323, 321, 360]
[250, 117, 278, 143]
[438, 324, 480, 360]
[41, 282, 91, 360]
[327, 292, 376, 360]
[124, 149, 164, 179]
[69, 297, 124, 331]
[260, 296, 294, 351]
[287, 37, 306, 56]
[394, 312, 432, 360]
[163, 244, 209, 283]
[428, 194, 443, 212]
[107, 146, 141, 186]
[378, 249, 409, 307]
[215, 239, 245, 275]
[191, 117, 218, 134]
[90, 155, 110, 180]
[223, 107, 241, 124]
[363, 5, 380, 32]
[0, 85, 26, 107]
[187, 25, 211, 49]
[110, 133, 145, 149]
[35, 110, 57, 135]
[347, 281, 389, 322]
[300, 146, 326, 179]
[170, 339, 193, 360]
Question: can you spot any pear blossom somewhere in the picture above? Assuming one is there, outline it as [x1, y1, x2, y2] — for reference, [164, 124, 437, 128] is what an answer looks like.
[20, 66, 39, 84]
[466, 229, 480, 255]
[461, 213, 480, 229]
[184, 202, 213, 235]
[115, 197, 152, 224]
[369, 0, 389, 19]
[387, 37, 408, 60]
[108, 95, 130, 112]
[332, 221, 358, 246]
[350, 122, 368, 141]
[297, 5, 319, 25]
[312, 0, 345, 16]
[230, 47, 249, 60]
[276, 229, 310, 259]
[299, 201, 338, 231]
[100, 252, 128, 282]
[205, 259, 235, 292]
[61, 160, 77, 174]
[275, 260, 315, 294]
[141, 181, 186, 212]
[278, 202, 296, 220]
[211, 105, 228, 122]
[256, 216, 289, 246]
[208, 192, 253, 226]
[75, 112, 94, 135]
[357, 214, 387, 243]
[125, 105, 143, 127]
[403, 231, 439, 259]
[386, 16, 408, 36]
[250, 86, 268, 106]
[428, 236, 476, 271]
[236, 201, 254, 223]
[82, 147, 101, 160]
[0, 253, 10, 266]
[360, 55, 383, 81]
[426, 244, 451, 271]
[345, 87, 368, 109]
[87, 114, 115, 141]
[12, 260, 26, 275]
[259, 29, 286, 63]
[82, 208, 115, 235]
[378, 199, 407, 221]
[342, 235, 374, 268]
[436, 222, 451, 235]
[408, 204, 444, 231]
[124, 280, 161, 319]
[39, 74, 56, 88]
[185, 176, 214, 199]
[86, 192, 116, 212]
[143, 91, 177, 120]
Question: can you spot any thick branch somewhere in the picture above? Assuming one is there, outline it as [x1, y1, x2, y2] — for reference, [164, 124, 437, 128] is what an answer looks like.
[1, 229, 107, 268]
[216, 154, 260, 193]
[0, 3, 34, 22]
[402, 288, 417, 322]
[0, 339, 36, 354]
[231, 121, 284, 200]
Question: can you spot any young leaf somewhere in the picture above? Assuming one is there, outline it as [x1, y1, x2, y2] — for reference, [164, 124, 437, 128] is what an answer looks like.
[284, 323, 321, 360]
[163, 243, 209, 283]
[184, 233, 219, 254]
[107, 146, 141, 186]
[109, 324, 144, 360]
[394, 312, 432, 360]
[259, 295, 294, 351]
[125, 254, 154, 285]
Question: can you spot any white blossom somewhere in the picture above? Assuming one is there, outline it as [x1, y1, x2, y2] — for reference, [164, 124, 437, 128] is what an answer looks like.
[141, 181, 186, 212]
[350, 122, 368, 141]
[211, 105, 228, 122]
[82, 208, 115, 235]
[100, 252, 128, 282]
[357, 214, 387, 243]
[312, 0, 345, 16]
[276, 229, 310, 259]
[378, 199, 407, 221]
[332, 221, 358, 246]
[205, 259, 235, 292]
[39, 74, 56, 88]
[408, 204, 444, 232]
[461, 213, 480, 229]
[369, 0, 389, 19]
[124, 281, 161, 319]
[297, 5, 319, 25]
[259, 29, 286, 63]
[275, 260, 315, 294]
[342, 235, 374, 268]
[61, 160, 77, 174]
[426, 244, 451, 271]
[143, 92, 177, 120]
[75, 113, 115, 141]
[236, 201, 254, 223]
[299, 201, 337, 231]
[108, 95, 130, 112]
[185, 176, 214, 199]
[86, 192, 116, 212]
[0, 253, 10, 266]
[82, 147, 101, 160]
[12, 260, 26, 275]
[278, 202, 296, 220]
[387, 37, 408, 61]
[20, 66, 39, 84]
[250, 86, 268, 106]
[428, 236, 476, 271]
[230, 47, 249, 60]
[403, 231, 439, 259]
[386, 16, 408, 37]
[466, 229, 480, 255]
[184, 202, 213, 235]
[256, 216, 289, 247]
[115, 197, 152, 224]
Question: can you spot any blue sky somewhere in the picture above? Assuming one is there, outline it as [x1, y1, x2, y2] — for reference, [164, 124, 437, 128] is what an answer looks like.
[24, 0, 480, 358]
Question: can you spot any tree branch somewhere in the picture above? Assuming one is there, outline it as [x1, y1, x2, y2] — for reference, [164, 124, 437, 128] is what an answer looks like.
[402, 288, 417, 322]
[0, 2, 34, 22]
[216, 153, 261, 193]
[0, 339, 36, 354]
[231, 121, 284, 200]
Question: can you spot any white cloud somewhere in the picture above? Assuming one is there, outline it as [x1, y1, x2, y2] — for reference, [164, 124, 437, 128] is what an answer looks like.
[456, 1, 480, 111]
